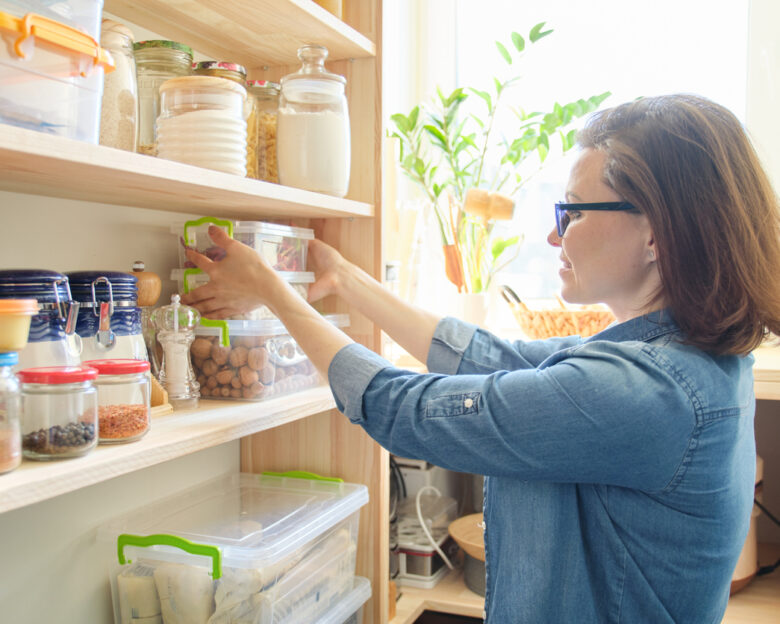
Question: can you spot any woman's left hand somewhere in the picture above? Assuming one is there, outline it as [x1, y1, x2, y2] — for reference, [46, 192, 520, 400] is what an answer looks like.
[180, 225, 277, 318]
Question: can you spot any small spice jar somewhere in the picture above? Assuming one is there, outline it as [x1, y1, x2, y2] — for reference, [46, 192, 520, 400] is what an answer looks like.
[83, 359, 150, 444]
[133, 40, 193, 156]
[157, 75, 248, 176]
[19, 366, 98, 460]
[245, 80, 279, 182]
[99, 19, 138, 151]
[0, 352, 22, 474]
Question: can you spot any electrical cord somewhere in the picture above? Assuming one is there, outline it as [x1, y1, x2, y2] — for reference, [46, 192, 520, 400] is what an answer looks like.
[416, 485, 454, 570]
[753, 497, 780, 577]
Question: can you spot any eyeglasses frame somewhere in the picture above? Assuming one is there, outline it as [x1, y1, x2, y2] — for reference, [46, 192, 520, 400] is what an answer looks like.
[554, 201, 639, 237]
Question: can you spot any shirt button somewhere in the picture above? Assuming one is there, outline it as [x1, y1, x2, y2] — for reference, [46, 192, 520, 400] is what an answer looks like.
[464, 398, 474, 408]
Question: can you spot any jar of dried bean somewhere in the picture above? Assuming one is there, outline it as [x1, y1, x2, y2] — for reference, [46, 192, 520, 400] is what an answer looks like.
[0, 352, 21, 474]
[18, 366, 98, 460]
[83, 359, 151, 444]
[245, 80, 279, 182]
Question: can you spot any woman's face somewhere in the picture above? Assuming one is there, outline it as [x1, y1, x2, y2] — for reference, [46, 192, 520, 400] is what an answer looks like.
[547, 148, 662, 322]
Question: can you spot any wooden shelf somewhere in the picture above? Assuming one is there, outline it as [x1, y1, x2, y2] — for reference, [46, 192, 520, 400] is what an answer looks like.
[104, 0, 376, 68]
[0, 385, 335, 514]
[0, 126, 373, 220]
[753, 345, 780, 401]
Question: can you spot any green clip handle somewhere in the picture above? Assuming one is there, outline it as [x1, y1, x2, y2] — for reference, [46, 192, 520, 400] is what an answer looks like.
[183, 216, 234, 247]
[199, 318, 230, 347]
[181, 268, 203, 295]
[262, 470, 343, 483]
[117, 533, 222, 579]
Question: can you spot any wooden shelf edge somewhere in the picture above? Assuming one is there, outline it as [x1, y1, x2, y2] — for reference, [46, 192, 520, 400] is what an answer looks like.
[0, 126, 374, 220]
[104, 0, 376, 67]
[391, 568, 484, 624]
[0, 385, 336, 514]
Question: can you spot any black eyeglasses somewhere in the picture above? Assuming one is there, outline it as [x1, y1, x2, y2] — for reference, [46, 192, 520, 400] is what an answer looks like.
[554, 201, 638, 237]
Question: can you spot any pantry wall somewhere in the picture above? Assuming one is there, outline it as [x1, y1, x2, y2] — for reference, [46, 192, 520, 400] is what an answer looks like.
[0, 1, 387, 622]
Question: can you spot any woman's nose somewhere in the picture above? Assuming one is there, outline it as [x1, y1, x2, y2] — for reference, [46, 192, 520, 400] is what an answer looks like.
[547, 227, 562, 247]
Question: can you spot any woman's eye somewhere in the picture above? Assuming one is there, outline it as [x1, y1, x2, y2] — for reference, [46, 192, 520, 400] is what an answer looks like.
[567, 210, 582, 220]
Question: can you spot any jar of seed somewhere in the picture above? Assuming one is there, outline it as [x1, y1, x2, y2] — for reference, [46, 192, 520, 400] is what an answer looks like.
[19, 366, 98, 460]
[246, 80, 279, 182]
[83, 359, 151, 444]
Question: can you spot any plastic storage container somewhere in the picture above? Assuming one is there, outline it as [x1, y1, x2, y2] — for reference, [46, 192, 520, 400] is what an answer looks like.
[67, 271, 148, 362]
[99, 472, 369, 624]
[190, 314, 348, 400]
[0, 2, 114, 142]
[278, 45, 350, 197]
[0, 270, 82, 368]
[246, 79, 280, 181]
[157, 75, 248, 175]
[0, 351, 21, 474]
[133, 39, 193, 155]
[99, 18, 137, 151]
[176, 217, 314, 272]
[83, 358, 150, 444]
[19, 365, 98, 459]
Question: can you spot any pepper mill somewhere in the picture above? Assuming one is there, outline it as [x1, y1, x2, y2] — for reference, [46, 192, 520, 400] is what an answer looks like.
[132, 261, 163, 376]
[152, 294, 200, 409]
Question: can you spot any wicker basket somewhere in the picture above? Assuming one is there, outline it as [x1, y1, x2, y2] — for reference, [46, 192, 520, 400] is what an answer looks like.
[501, 287, 615, 339]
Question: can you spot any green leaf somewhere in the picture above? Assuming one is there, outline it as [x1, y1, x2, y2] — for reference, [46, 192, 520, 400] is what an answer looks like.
[390, 113, 410, 134]
[511, 31, 525, 52]
[564, 129, 578, 151]
[494, 77, 503, 96]
[408, 106, 420, 129]
[423, 124, 447, 148]
[470, 88, 492, 111]
[413, 156, 426, 177]
[444, 87, 466, 108]
[492, 235, 521, 260]
[495, 41, 512, 64]
[529, 21, 553, 43]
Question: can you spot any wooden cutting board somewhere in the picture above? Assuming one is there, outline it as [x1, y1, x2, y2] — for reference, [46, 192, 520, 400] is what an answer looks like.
[448, 512, 485, 561]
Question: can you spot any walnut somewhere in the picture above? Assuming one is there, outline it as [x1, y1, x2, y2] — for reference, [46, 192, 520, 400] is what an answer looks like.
[259, 363, 275, 385]
[229, 346, 248, 368]
[201, 359, 218, 376]
[216, 369, 234, 385]
[211, 344, 231, 365]
[191, 337, 213, 360]
[206, 375, 218, 389]
[239, 365, 259, 387]
[247, 347, 269, 371]
[219, 386, 231, 397]
[230, 387, 242, 398]
[231, 377, 242, 389]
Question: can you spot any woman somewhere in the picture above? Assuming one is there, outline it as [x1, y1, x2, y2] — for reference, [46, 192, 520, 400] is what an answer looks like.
[182, 94, 780, 623]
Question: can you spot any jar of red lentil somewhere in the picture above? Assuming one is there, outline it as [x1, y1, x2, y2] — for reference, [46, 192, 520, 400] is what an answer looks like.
[19, 366, 98, 460]
[83, 359, 151, 444]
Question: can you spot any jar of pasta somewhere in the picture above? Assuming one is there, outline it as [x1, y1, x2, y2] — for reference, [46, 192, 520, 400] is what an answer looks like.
[157, 75, 248, 176]
[246, 80, 279, 182]
[133, 40, 193, 156]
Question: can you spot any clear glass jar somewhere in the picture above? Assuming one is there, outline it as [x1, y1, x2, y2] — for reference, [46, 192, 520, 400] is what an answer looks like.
[0, 352, 21, 474]
[19, 366, 98, 460]
[157, 75, 248, 176]
[246, 80, 279, 182]
[133, 40, 193, 156]
[278, 45, 350, 197]
[193, 61, 247, 85]
[83, 359, 151, 444]
[99, 19, 138, 151]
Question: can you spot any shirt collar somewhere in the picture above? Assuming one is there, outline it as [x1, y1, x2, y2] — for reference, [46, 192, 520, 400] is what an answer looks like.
[585, 308, 680, 344]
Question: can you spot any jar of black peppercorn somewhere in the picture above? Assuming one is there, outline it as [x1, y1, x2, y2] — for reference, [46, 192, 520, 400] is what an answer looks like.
[19, 366, 98, 460]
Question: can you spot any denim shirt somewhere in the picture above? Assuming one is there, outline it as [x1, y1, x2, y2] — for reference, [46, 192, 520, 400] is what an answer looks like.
[328, 310, 756, 623]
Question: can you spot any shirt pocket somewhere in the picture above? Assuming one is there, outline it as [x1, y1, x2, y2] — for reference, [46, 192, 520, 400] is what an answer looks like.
[424, 391, 481, 419]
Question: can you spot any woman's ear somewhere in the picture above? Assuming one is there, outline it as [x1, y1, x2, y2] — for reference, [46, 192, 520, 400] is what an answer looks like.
[647, 233, 657, 263]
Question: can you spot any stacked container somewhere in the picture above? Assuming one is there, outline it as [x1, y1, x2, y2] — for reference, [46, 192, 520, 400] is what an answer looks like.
[99, 473, 370, 624]
[0, 0, 114, 143]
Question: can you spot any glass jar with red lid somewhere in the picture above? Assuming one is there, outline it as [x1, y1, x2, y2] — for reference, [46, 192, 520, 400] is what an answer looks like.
[83, 359, 151, 444]
[19, 366, 98, 460]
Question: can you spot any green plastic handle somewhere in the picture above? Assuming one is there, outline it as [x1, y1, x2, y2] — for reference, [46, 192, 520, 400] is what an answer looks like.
[262, 470, 343, 483]
[183, 216, 234, 247]
[199, 318, 230, 347]
[181, 268, 203, 295]
[116, 533, 223, 579]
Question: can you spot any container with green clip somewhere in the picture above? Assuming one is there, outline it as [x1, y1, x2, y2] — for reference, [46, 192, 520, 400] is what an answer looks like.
[99, 472, 369, 624]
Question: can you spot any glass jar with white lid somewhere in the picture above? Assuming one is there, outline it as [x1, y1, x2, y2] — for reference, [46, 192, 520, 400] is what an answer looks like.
[156, 75, 248, 176]
[278, 45, 350, 197]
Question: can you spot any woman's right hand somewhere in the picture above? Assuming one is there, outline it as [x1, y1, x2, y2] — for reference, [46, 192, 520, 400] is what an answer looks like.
[307, 238, 347, 303]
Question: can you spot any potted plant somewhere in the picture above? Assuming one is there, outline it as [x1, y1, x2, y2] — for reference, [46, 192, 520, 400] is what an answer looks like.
[389, 22, 611, 295]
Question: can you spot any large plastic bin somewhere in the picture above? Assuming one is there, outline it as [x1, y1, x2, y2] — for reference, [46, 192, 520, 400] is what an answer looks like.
[99, 472, 369, 624]
[0, 1, 111, 142]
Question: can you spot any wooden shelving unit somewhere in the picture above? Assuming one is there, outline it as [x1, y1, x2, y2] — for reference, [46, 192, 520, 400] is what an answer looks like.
[0, 386, 335, 514]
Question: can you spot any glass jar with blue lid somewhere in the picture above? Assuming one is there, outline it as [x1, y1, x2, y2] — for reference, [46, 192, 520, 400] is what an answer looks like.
[0, 270, 82, 369]
[66, 271, 148, 363]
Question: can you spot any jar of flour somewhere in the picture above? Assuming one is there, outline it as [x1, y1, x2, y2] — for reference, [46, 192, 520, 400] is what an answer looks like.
[278, 45, 350, 197]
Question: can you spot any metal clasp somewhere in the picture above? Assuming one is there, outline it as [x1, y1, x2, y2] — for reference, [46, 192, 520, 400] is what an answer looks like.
[92, 277, 116, 350]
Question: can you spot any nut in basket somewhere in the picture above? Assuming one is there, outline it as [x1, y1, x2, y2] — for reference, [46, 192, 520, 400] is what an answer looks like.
[501, 285, 615, 339]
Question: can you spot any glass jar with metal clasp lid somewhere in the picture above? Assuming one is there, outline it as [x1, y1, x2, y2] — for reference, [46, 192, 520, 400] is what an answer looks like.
[133, 40, 193, 156]
[18, 365, 98, 460]
[66, 271, 148, 363]
[246, 80, 279, 182]
[0, 270, 82, 369]
[278, 45, 350, 197]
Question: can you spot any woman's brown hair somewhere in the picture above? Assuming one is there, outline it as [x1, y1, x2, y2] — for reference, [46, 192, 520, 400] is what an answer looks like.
[577, 93, 780, 355]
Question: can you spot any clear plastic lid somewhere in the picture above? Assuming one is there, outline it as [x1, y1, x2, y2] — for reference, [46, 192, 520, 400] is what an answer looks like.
[280, 45, 346, 102]
[98, 472, 368, 570]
